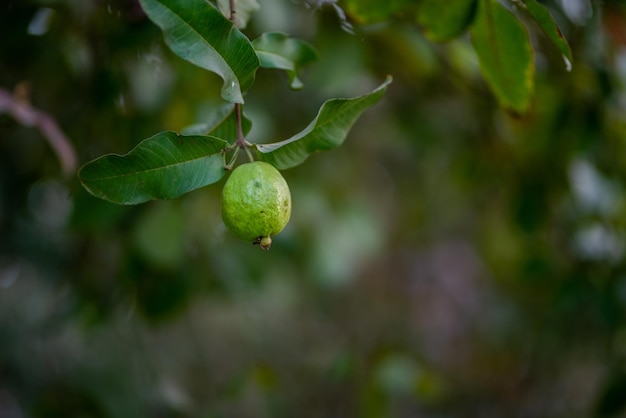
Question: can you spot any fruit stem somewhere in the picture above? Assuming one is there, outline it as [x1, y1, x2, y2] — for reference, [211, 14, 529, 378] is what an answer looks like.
[224, 146, 240, 170]
[234, 103, 246, 149]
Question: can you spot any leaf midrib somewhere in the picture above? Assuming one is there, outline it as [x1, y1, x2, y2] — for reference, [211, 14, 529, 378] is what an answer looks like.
[258, 93, 381, 152]
[82, 145, 224, 182]
[484, 0, 511, 88]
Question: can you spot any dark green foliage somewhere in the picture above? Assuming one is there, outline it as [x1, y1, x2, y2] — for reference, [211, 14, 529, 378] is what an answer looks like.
[418, 0, 478, 42]
[138, 0, 260, 103]
[256, 77, 391, 169]
[79, 132, 228, 204]
[471, 0, 534, 113]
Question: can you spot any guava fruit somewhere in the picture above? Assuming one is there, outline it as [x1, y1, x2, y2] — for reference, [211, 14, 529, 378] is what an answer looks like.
[221, 161, 291, 249]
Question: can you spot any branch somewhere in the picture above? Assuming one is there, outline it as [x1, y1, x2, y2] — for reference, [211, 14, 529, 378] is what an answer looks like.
[229, 0, 237, 27]
[0, 85, 77, 177]
[227, 0, 248, 152]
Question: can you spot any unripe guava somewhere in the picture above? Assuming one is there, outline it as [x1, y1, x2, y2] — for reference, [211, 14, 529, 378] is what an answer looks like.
[221, 161, 291, 249]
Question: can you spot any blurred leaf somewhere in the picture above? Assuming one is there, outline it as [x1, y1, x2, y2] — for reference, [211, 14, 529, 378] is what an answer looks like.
[417, 0, 478, 42]
[217, 0, 260, 29]
[517, 0, 573, 69]
[181, 103, 252, 142]
[343, 0, 415, 24]
[471, 0, 534, 113]
[255, 76, 392, 169]
[252, 32, 318, 90]
[138, 0, 259, 103]
[79, 131, 228, 205]
[133, 202, 185, 268]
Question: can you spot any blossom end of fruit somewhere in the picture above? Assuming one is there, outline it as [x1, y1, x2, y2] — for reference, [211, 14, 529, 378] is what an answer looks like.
[254, 235, 272, 250]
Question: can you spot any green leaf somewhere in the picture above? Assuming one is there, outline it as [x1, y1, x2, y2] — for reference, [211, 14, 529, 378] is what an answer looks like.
[217, 0, 260, 29]
[255, 77, 392, 170]
[79, 131, 228, 205]
[138, 0, 259, 104]
[252, 32, 318, 90]
[516, 0, 573, 69]
[471, 0, 534, 113]
[181, 103, 252, 142]
[417, 0, 478, 42]
[343, 0, 415, 24]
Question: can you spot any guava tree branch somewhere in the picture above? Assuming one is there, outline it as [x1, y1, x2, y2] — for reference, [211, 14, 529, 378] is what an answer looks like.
[228, 0, 247, 150]
[0, 85, 77, 177]
[229, 0, 237, 25]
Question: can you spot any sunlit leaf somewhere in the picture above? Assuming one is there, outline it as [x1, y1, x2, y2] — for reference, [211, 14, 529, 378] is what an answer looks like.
[252, 32, 318, 90]
[417, 0, 478, 42]
[516, 0, 573, 69]
[343, 0, 415, 24]
[471, 0, 534, 113]
[138, 0, 259, 103]
[79, 131, 228, 205]
[181, 103, 252, 142]
[255, 77, 392, 169]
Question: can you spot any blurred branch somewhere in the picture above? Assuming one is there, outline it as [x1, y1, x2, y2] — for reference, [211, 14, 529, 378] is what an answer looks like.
[0, 84, 77, 177]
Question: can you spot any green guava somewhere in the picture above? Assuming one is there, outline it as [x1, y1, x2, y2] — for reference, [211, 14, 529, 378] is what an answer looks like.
[221, 161, 291, 250]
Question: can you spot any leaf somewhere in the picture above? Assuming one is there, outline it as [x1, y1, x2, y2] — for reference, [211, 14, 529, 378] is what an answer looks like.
[343, 0, 415, 24]
[138, 0, 259, 104]
[181, 103, 252, 142]
[252, 32, 318, 90]
[79, 131, 228, 205]
[516, 0, 573, 69]
[217, 0, 260, 29]
[255, 77, 392, 170]
[417, 0, 478, 42]
[471, 0, 534, 113]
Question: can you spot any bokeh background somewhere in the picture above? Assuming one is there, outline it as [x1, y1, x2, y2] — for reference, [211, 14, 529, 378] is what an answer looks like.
[2, 0, 626, 416]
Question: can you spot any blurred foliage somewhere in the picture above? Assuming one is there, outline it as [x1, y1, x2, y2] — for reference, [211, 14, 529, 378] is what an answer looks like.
[2, 0, 626, 417]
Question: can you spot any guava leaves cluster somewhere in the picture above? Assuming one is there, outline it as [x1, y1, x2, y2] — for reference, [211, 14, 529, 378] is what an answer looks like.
[428, 0, 571, 113]
[348, 0, 572, 113]
[79, 0, 573, 206]
[136, 0, 318, 104]
[78, 0, 391, 205]
[79, 78, 390, 205]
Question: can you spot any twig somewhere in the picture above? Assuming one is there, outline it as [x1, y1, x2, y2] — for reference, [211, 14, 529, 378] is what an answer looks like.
[0, 85, 77, 177]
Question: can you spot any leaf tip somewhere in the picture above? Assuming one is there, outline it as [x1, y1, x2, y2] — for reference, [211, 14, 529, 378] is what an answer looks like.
[221, 80, 246, 104]
[563, 55, 573, 72]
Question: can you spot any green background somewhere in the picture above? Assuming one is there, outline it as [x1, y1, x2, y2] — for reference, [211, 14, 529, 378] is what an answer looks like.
[2, 0, 626, 416]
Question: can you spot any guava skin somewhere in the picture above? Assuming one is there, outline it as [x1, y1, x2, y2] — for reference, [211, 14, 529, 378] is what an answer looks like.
[221, 161, 291, 248]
